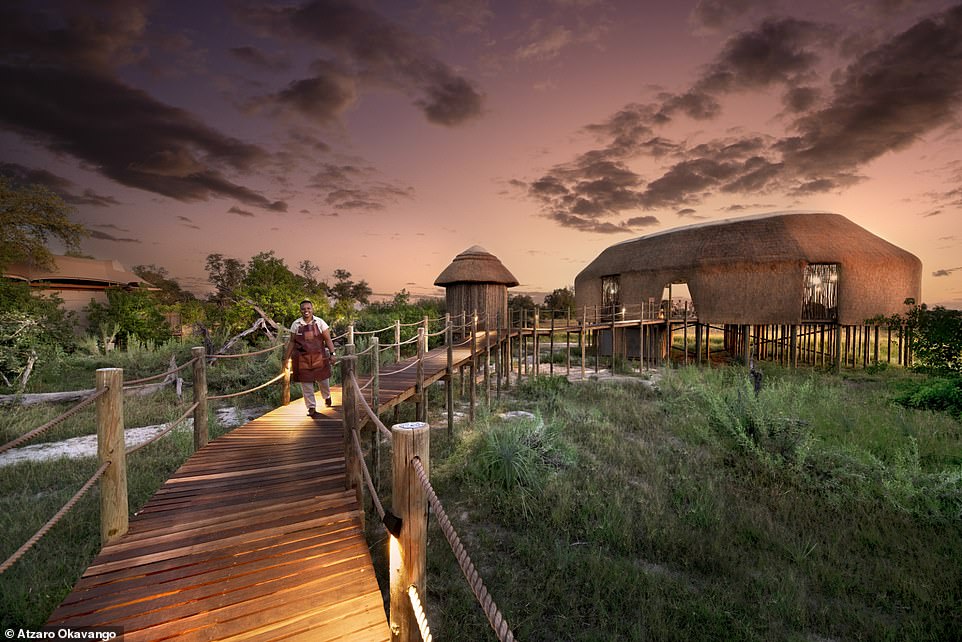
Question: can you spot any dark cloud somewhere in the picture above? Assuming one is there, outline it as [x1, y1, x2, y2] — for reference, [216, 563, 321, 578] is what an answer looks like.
[0, 161, 120, 206]
[677, 208, 697, 216]
[236, 0, 483, 126]
[782, 86, 820, 113]
[547, 211, 632, 234]
[228, 206, 255, 217]
[229, 45, 292, 71]
[93, 223, 129, 232]
[933, 267, 962, 277]
[308, 163, 413, 213]
[0, 3, 287, 212]
[89, 229, 141, 243]
[255, 60, 357, 124]
[525, 5, 962, 234]
[784, 5, 962, 177]
[689, 0, 769, 30]
[624, 215, 659, 228]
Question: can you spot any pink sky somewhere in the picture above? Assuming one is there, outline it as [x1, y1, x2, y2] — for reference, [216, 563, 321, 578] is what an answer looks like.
[2, 0, 961, 307]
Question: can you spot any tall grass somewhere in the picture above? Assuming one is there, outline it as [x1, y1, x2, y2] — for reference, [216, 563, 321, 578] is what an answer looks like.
[414, 367, 962, 641]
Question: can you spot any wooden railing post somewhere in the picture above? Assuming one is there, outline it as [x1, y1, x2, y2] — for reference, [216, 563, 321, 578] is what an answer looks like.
[416, 328, 425, 423]
[531, 308, 541, 377]
[395, 320, 401, 363]
[191, 346, 208, 451]
[470, 311, 477, 422]
[341, 345, 362, 507]
[97, 368, 127, 545]
[282, 356, 291, 405]
[549, 311, 555, 376]
[372, 336, 380, 413]
[348, 322, 355, 347]
[581, 306, 587, 380]
[446, 314, 453, 436]
[423, 316, 429, 353]
[389, 421, 430, 642]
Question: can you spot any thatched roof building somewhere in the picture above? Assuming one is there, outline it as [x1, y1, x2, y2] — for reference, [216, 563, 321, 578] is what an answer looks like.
[3, 255, 147, 330]
[574, 212, 921, 325]
[435, 246, 518, 329]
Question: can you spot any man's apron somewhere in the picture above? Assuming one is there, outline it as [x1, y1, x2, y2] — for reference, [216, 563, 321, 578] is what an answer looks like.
[292, 321, 331, 382]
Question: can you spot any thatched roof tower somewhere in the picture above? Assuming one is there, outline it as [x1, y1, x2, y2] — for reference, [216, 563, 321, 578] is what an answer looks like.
[575, 212, 921, 325]
[435, 246, 518, 329]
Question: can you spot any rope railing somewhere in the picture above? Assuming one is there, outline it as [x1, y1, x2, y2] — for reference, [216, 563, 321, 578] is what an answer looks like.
[0, 460, 111, 575]
[348, 372, 392, 439]
[0, 388, 107, 455]
[352, 323, 398, 336]
[377, 358, 421, 376]
[351, 428, 388, 518]
[125, 402, 199, 456]
[408, 585, 434, 642]
[411, 456, 516, 642]
[208, 371, 286, 401]
[208, 342, 284, 359]
[124, 356, 199, 386]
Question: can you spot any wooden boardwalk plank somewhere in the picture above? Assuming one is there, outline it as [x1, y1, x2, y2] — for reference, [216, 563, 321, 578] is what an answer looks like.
[49, 331, 509, 640]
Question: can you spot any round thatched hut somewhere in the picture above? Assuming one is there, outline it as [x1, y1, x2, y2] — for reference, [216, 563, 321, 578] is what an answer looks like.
[435, 246, 519, 330]
[575, 212, 921, 326]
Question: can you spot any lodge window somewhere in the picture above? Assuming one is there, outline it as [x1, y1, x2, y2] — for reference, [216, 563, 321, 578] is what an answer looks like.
[802, 263, 838, 321]
[602, 275, 620, 320]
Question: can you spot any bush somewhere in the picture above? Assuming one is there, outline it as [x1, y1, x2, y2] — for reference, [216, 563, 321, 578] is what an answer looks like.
[895, 377, 962, 418]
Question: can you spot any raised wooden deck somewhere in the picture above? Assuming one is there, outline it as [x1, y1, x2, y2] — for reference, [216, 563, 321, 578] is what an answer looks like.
[47, 332, 509, 640]
[47, 398, 390, 641]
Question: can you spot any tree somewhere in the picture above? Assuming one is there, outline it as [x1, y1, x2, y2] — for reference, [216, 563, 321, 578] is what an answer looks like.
[906, 304, 962, 374]
[86, 288, 170, 349]
[329, 269, 372, 323]
[133, 264, 196, 305]
[0, 281, 76, 389]
[237, 251, 322, 327]
[543, 287, 576, 314]
[0, 177, 88, 271]
[205, 253, 246, 307]
[508, 293, 535, 312]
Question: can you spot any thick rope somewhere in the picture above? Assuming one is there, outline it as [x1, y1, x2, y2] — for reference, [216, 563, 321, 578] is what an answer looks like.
[408, 585, 434, 642]
[0, 388, 106, 455]
[349, 373, 392, 440]
[0, 460, 111, 575]
[125, 402, 199, 456]
[411, 457, 516, 642]
[352, 323, 397, 336]
[354, 343, 376, 356]
[351, 428, 387, 519]
[209, 343, 284, 359]
[123, 356, 199, 385]
[426, 327, 447, 338]
[377, 358, 421, 376]
[207, 371, 285, 400]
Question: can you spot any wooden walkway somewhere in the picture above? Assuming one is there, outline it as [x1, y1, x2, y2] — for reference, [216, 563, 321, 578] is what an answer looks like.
[48, 332, 502, 641]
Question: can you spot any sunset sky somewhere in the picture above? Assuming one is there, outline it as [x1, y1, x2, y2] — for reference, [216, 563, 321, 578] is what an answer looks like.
[2, 0, 961, 307]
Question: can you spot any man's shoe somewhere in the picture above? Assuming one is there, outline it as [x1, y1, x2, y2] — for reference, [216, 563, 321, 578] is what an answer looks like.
[325, 397, 333, 407]
[308, 407, 317, 418]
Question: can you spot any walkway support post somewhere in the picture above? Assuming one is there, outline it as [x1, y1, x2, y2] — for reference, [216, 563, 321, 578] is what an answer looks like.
[484, 319, 491, 407]
[496, 311, 502, 400]
[348, 322, 355, 347]
[282, 356, 291, 405]
[341, 345, 362, 507]
[446, 314, 453, 436]
[191, 346, 209, 451]
[416, 328, 425, 423]
[97, 368, 127, 545]
[470, 311, 477, 422]
[549, 312, 555, 376]
[389, 421, 430, 642]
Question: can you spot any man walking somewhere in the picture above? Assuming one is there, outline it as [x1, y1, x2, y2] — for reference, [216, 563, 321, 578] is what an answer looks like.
[284, 299, 337, 417]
